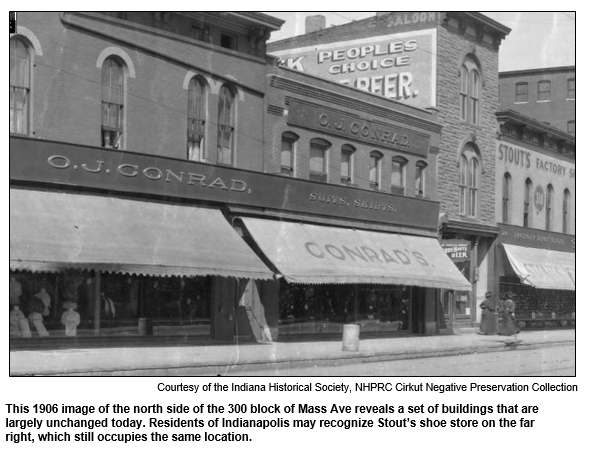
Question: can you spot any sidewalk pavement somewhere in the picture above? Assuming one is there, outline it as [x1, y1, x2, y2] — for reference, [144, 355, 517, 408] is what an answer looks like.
[9, 329, 575, 376]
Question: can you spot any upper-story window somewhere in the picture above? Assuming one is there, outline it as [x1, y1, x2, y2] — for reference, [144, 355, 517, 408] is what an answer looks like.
[545, 184, 554, 231]
[563, 189, 571, 234]
[101, 57, 125, 149]
[460, 57, 480, 125]
[340, 145, 355, 185]
[309, 139, 330, 183]
[369, 151, 383, 190]
[187, 77, 207, 162]
[567, 78, 575, 99]
[415, 160, 427, 199]
[217, 84, 235, 165]
[10, 38, 32, 135]
[523, 179, 533, 227]
[281, 132, 298, 177]
[459, 146, 479, 216]
[502, 172, 512, 224]
[567, 120, 575, 135]
[515, 82, 528, 103]
[538, 80, 551, 101]
[391, 156, 408, 196]
[220, 34, 237, 50]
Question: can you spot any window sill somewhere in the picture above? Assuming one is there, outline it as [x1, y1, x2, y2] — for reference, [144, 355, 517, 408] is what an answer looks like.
[514, 101, 529, 104]
[536, 100, 551, 103]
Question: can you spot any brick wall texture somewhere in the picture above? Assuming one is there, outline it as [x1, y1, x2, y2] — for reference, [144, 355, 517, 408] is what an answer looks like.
[435, 23, 500, 226]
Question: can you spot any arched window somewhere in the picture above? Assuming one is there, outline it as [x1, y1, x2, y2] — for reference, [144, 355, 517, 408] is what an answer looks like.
[391, 156, 408, 196]
[459, 145, 479, 216]
[309, 139, 330, 182]
[101, 57, 125, 149]
[187, 77, 206, 161]
[340, 145, 355, 185]
[10, 38, 32, 135]
[502, 172, 512, 224]
[460, 57, 480, 125]
[369, 151, 383, 190]
[545, 184, 554, 231]
[524, 179, 533, 227]
[563, 189, 571, 233]
[217, 84, 235, 165]
[281, 132, 298, 177]
[415, 160, 427, 199]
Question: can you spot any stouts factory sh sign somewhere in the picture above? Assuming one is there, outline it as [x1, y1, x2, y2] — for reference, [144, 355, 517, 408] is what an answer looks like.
[272, 29, 437, 109]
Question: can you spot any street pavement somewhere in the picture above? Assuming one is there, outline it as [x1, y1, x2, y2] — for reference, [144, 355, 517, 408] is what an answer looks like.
[9, 329, 575, 376]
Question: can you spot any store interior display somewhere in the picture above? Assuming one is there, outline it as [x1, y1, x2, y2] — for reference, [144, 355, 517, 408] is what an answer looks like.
[500, 279, 575, 319]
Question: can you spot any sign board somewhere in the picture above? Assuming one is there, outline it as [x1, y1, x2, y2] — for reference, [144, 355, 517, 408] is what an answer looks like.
[10, 136, 440, 232]
[288, 100, 430, 156]
[498, 223, 575, 253]
[534, 185, 545, 212]
[272, 29, 437, 109]
[440, 240, 471, 263]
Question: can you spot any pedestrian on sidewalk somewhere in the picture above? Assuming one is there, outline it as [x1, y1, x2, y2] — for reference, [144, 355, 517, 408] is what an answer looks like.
[478, 291, 498, 335]
[499, 293, 521, 340]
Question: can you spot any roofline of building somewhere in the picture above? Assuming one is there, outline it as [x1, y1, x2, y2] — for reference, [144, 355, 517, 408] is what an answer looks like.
[271, 63, 444, 132]
[499, 65, 575, 77]
[236, 12, 285, 30]
[460, 12, 512, 36]
[496, 109, 575, 143]
[269, 11, 510, 48]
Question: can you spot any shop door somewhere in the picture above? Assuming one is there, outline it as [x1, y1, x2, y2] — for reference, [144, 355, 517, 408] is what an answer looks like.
[453, 260, 472, 319]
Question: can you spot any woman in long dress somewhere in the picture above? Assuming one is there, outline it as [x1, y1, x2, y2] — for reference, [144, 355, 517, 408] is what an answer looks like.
[479, 291, 498, 335]
[500, 293, 521, 339]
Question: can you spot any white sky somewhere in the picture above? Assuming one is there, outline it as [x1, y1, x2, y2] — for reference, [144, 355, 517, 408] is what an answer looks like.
[265, 12, 575, 72]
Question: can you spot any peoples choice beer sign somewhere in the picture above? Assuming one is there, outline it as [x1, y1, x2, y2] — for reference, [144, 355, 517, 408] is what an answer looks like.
[272, 30, 436, 109]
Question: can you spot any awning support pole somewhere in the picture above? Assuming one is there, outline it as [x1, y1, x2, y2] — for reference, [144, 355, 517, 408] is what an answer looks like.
[94, 271, 101, 336]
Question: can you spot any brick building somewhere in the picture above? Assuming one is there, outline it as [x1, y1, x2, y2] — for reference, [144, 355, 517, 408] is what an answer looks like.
[10, 12, 470, 346]
[499, 66, 575, 135]
[268, 12, 511, 327]
[494, 110, 575, 329]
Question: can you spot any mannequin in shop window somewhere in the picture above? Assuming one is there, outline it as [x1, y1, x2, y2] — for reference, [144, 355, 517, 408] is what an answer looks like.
[28, 296, 49, 337]
[60, 272, 83, 337]
[102, 292, 116, 319]
[9, 277, 31, 338]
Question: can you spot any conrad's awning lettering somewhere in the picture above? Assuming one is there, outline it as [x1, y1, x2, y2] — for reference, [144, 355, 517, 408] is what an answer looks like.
[241, 218, 471, 290]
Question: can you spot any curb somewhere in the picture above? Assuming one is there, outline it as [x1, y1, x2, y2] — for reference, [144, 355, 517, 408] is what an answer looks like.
[11, 338, 574, 377]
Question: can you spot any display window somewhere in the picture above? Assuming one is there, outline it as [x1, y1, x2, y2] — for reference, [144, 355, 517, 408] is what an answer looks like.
[277, 281, 412, 336]
[500, 278, 575, 319]
[9, 271, 212, 339]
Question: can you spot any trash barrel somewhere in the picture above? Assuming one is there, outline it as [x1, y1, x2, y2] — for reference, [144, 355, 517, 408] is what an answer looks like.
[138, 318, 152, 336]
[342, 324, 360, 352]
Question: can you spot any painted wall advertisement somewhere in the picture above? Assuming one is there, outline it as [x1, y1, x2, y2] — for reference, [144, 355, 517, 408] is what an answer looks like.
[271, 29, 437, 109]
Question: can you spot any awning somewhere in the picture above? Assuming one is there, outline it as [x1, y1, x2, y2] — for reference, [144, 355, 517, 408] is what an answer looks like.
[10, 189, 274, 279]
[502, 244, 575, 290]
[241, 218, 472, 290]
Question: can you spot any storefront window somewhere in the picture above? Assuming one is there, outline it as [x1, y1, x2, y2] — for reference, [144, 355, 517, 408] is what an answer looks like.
[278, 282, 412, 336]
[500, 280, 575, 320]
[9, 271, 212, 339]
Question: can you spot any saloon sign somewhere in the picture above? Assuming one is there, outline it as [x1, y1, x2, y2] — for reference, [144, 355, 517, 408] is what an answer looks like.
[272, 29, 437, 109]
